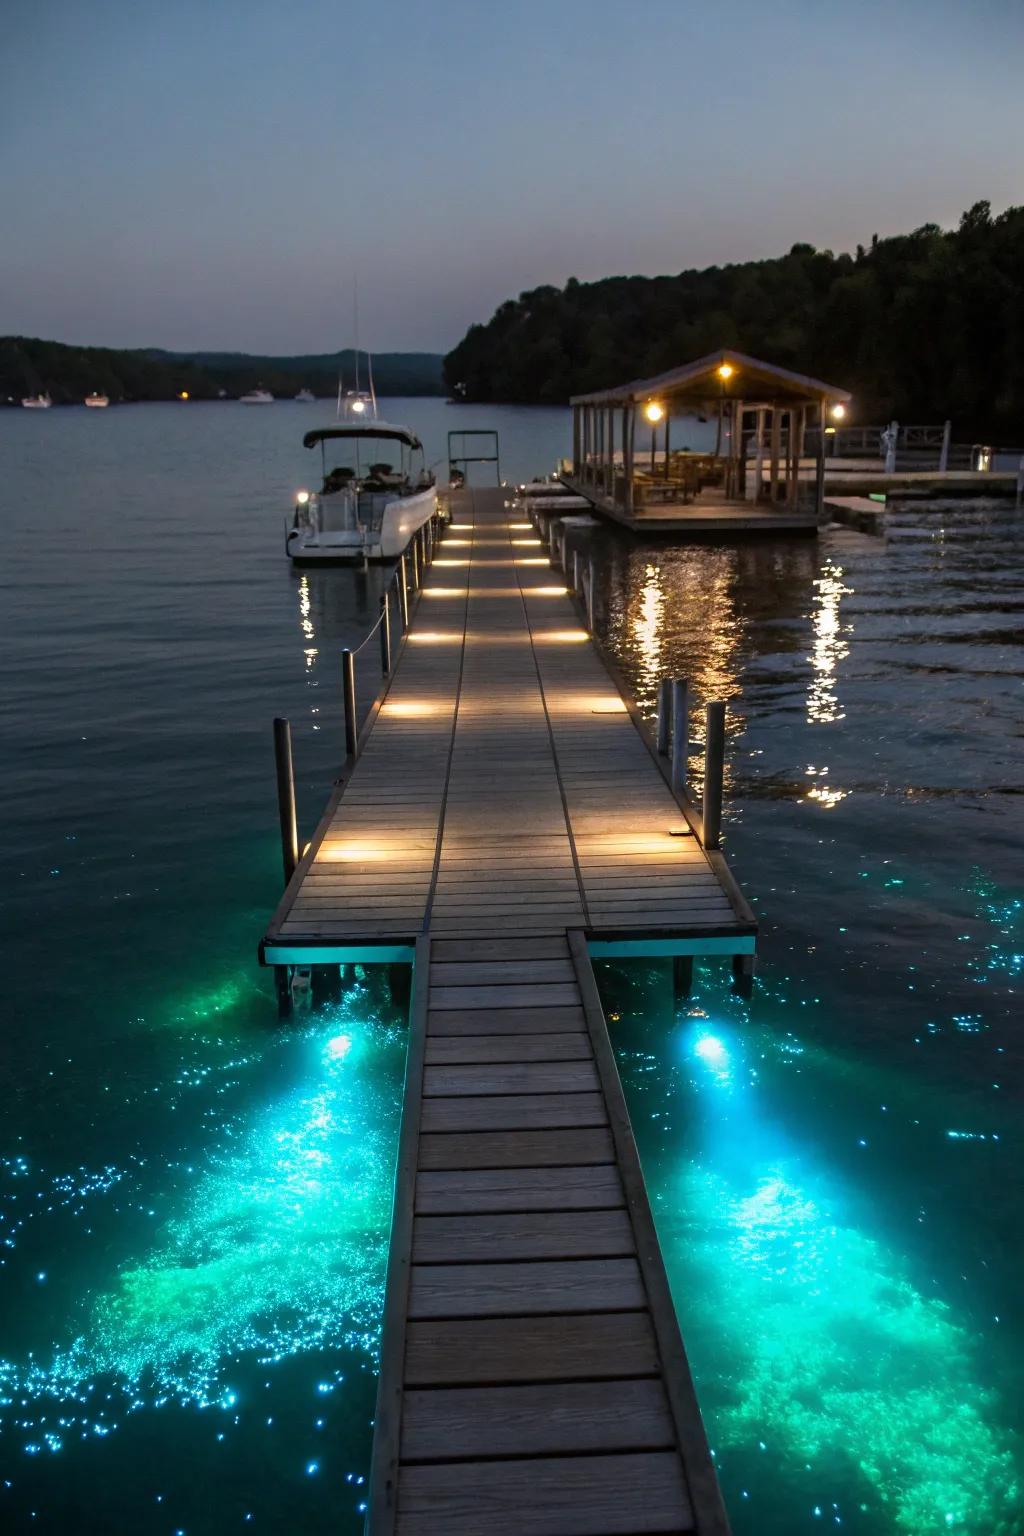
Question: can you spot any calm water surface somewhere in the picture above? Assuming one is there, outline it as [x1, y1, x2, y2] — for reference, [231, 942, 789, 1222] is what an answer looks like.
[1, 401, 1021, 1533]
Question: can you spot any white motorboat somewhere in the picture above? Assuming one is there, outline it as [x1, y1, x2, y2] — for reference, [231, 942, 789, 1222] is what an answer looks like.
[294, 387, 315, 403]
[22, 392, 51, 409]
[84, 392, 109, 408]
[287, 422, 437, 564]
[240, 386, 274, 404]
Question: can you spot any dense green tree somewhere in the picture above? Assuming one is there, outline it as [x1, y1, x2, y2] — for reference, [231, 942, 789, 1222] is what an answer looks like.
[444, 205, 1024, 435]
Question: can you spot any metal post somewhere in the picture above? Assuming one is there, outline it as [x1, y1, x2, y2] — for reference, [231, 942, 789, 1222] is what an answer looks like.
[379, 591, 391, 673]
[586, 555, 595, 632]
[559, 530, 568, 573]
[398, 557, 409, 628]
[572, 548, 580, 594]
[548, 517, 557, 560]
[342, 648, 357, 759]
[939, 419, 952, 474]
[703, 701, 726, 850]
[410, 533, 421, 590]
[273, 717, 299, 884]
[657, 678, 672, 756]
[670, 679, 688, 793]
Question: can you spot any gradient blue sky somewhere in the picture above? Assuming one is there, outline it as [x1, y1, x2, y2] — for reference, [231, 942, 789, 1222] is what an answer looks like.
[2, 0, 1022, 354]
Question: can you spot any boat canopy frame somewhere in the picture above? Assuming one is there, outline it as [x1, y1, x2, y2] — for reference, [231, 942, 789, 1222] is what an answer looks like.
[303, 425, 423, 451]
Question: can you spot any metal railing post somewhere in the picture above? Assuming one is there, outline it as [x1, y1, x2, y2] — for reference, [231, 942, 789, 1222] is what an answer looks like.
[410, 534, 421, 590]
[939, 419, 951, 473]
[273, 717, 299, 884]
[657, 678, 672, 756]
[398, 557, 409, 628]
[379, 591, 391, 673]
[703, 701, 726, 849]
[585, 556, 595, 632]
[572, 548, 580, 595]
[670, 679, 688, 792]
[342, 648, 357, 759]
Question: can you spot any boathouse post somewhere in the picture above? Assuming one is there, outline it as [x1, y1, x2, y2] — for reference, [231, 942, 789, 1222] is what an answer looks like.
[815, 399, 827, 520]
[769, 408, 782, 502]
[670, 679, 689, 793]
[398, 557, 409, 628]
[342, 649, 358, 759]
[703, 701, 726, 850]
[657, 678, 672, 756]
[379, 592, 391, 674]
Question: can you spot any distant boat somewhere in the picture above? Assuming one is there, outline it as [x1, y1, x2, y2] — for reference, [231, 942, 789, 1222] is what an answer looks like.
[240, 386, 274, 404]
[21, 392, 51, 409]
[84, 393, 109, 408]
[294, 387, 315, 403]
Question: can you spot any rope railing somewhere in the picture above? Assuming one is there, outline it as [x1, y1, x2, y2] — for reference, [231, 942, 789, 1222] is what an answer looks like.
[272, 508, 446, 888]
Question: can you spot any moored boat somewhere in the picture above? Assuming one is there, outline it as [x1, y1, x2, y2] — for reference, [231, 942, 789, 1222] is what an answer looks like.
[21, 393, 51, 409]
[294, 387, 315, 403]
[84, 392, 109, 408]
[240, 386, 274, 404]
[286, 422, 437, 564]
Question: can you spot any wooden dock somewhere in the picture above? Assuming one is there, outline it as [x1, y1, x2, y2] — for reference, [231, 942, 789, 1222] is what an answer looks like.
[261, 487, 756, 1534]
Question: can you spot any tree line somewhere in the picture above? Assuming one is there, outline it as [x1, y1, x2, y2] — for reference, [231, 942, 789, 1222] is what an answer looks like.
[443, 202, 1024, 437]
[1, 338, 444, 405]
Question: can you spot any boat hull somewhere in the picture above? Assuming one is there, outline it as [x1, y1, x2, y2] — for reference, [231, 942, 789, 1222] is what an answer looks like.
[287, 487, 437, 564]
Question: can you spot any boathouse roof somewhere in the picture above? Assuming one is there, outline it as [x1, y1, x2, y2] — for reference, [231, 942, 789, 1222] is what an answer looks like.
[571, 349, 852, 408]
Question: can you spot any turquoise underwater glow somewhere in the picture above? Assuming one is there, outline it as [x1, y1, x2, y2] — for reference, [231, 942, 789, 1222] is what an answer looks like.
[605, 964, 1021, 1536]
[0, 976, 403, 1528]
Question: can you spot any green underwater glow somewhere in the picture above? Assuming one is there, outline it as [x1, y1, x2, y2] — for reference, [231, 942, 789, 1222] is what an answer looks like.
[614, 1002, 1020, 1536]
[0, 985, 403, 1445]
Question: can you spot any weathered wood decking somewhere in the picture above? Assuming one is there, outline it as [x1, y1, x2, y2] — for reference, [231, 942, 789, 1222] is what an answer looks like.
[261, 487, 754, 1534]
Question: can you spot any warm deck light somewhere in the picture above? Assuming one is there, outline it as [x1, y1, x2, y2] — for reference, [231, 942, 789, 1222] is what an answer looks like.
[432, 557, 468, 566]
[717, 363, 734, 380]
[831, 403, 846, 420]
[644, 401, 664, 423]
[540, 629, 589, 642]
[296, 490, 310, 505]
[408, 632, 461, 643]
[382, 700, 440, 716]
[525, 585, 568, 596]
[178, 391, 190, 401]
[422, 587, 462, 596]
[512, 538, 542, 546]
[507, 521, 532, 529]
[516, 557, 550, 565]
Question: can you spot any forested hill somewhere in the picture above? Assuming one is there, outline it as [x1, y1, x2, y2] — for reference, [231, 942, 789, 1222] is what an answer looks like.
[444, 202, 1024, 435]
[1, 339, 444, 404]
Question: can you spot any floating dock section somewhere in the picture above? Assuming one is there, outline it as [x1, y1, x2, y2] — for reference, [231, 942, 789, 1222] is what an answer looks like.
[261, 486, 756, 1534]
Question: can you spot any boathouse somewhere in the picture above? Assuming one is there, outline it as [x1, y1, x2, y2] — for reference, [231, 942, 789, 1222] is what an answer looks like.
[567, 349, 852, 534]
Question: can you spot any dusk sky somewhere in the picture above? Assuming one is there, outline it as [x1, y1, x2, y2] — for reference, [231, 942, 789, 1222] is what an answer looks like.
[3, 0, 1022, 355]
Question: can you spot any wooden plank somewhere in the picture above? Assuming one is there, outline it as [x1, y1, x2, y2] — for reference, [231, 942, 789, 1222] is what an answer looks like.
[415, 1165, 624, 1214]
[428, 984, 581, 1009]
[431, 938, 569, 961]
[429, 960, 576, 984]
[421, 1092, 607, 1134]
[407, 1257, 646, 1318]
[418, 1127, 616, 1170]
[428, 1005, 586, 1035]
[412, 1207, 633, 1262]
[422, 1061, 600, 1097]
[404, 1310, 659, 1385]
[395, 1452, 692, 1536]
[401, 1378, 675, 1460]
[425, 1033, 592, 1065]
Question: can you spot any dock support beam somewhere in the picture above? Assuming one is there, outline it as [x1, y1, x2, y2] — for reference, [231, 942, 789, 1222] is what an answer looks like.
[702, 702, 726, 850]
[673, 954, 693, 1003]
[342, 649, 357, 759]
[732, 952, 755, 999]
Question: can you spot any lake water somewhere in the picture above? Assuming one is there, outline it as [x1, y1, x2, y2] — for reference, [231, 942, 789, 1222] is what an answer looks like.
[1, 400, 1021, 1534]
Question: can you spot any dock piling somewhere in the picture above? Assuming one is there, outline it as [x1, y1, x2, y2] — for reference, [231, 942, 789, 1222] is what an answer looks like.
[342, 649, 357, 759]
[670, 679, 689, 793]
[572, 548, 580, 594]
[702, 701, 726, 849]
[272, 717, 299, 884]
[379, 591, 392, 674]
[586, 555, 595, 631]
[657, 678, 672, 756]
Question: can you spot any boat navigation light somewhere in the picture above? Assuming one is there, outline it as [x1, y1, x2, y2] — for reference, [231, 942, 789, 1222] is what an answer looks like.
[831, 403, 846, 420]
[717, 363, 734, 380]
[350, 398, 367, 414]
[644, 401, 664, 423]
[296, 490, 310, 504]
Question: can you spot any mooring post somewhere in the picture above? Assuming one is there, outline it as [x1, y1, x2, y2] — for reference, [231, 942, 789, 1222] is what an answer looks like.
[670, 679, 689, 792]
[732, 953, 755, 999]
[572, 548, 580, 595]
[657, 678, 672, 756]
[559, 529, 568, 573]
[379, 591, 391, 673]
[410, 533, 421, 590]
[342, 648, 357, 759]
[586, 555, 595, 632]
[273, 717, 299, 884]
[398, 557, 409, 628]
[548, 518, 557, 561]
[939, 419, 952, 474]
[703, 701, 726, 849]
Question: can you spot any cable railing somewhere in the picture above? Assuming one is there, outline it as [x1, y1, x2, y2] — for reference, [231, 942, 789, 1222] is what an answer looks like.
[271, 509, 445, 887]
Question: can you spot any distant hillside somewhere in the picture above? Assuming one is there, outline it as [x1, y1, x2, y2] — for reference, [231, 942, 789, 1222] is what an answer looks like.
[1, 337, 444, 404]
[444, 200, 1024, 435]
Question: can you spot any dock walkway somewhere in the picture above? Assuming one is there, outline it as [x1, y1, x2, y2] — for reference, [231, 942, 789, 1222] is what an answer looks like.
[261, 488, 754, 1534]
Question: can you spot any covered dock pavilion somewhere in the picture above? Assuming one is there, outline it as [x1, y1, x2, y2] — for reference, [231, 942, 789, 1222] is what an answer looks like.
[566, 349, 852, 535]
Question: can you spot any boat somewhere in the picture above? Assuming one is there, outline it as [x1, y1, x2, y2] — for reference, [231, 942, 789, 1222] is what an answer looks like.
[294, 387, 315, 403]
[240, 386, 273, 404]
[84, 392, 109, 408]
[286, 422, 437, 564]
[21, 393, 51, 409]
